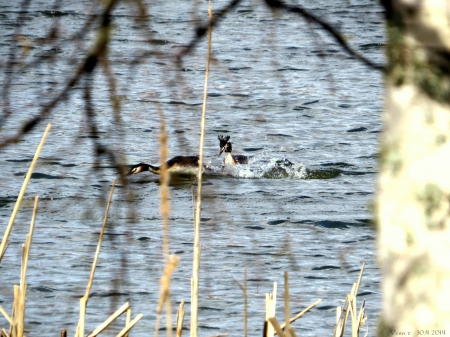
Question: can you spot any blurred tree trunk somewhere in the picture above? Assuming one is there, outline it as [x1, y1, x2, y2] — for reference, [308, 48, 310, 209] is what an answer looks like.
[378, 0, 450, 334]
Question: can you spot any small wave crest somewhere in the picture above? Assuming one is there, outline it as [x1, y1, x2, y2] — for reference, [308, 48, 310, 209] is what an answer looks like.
[206, 152, 347, 180]
[209, 153, 306, 179]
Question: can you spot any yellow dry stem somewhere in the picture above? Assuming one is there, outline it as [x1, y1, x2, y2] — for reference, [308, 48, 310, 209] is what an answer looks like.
[0, 123, 51, 262]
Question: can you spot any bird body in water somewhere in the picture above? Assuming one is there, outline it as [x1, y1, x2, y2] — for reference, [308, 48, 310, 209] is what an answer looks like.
[128, 155, 209, 176]
[218, 135, 249, 165]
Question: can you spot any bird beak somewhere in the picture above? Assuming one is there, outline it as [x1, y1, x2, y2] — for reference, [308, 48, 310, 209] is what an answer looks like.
[218, 147, 224, 157]
[127, 166, 140, 175]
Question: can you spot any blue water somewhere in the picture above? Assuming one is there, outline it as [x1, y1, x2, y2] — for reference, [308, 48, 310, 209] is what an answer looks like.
[0, 0, 384, 336]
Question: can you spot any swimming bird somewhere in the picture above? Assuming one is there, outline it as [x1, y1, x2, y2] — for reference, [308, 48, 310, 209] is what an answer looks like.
[128, 155, 209, 176]
[218, 135, 249, 165]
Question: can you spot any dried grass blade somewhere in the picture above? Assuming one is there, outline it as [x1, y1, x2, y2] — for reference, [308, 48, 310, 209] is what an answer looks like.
[84, 178, 116, 300]
[157, 108, 173, 337]
[276, 298, 322, 333]
[11, 284, 19, 336]
[124, 308, 131, 337]
[87, 302, 130, 337]
[191, 2, 213, 335]
[75, 179, 116, 337]
[0, 123, 51, 262]
[333, 295, 349, 337]
[267, 317, 286, 337]
[354, 261, 366, 297]
[333, 261, 365, 337]
[79, 297, 86, 337]
[115, 313, 144, 337]
[176, 300, 185, 337]
[156, 255, 180, 337]
[0, 305, 12, 325]
[21, 196, 39, 291]
[265, 282, 277, 337]
[287, 327, 297, 337]
[357, 300, 366, 334]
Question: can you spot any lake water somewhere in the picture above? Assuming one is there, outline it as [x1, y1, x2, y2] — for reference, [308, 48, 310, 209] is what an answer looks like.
[0, 0, 384, 336]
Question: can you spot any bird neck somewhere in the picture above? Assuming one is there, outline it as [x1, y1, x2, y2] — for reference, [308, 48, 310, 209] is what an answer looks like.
[224, 152, 235, 164]
[147, 164, 160, 174]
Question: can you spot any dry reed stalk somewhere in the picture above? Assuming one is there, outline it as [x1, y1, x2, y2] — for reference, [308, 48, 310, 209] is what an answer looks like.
[17, 284, 26, 337]
[9, 196, 39, 337]
[124, 308, 131, 337]
[347, 297, 367, 337]
[176, 300, 185, 337]
[268, 317, 285, 337]
[20, 196, 39, 290]
[0, 305, 12, 325]
[115, 314, 143, 337]
[190, 244, 201, 336]
[0, 123, 51, 262]
[86, 302, 130, 337]
[79, 297, 86, 337]
[1, 328, 9, 337]
[191, 2, 213, 336]
[357, 300, 367, 335]
[157, 108, 173, 337]
[333, 261, 366, 337]
[275, 298, 322, 334]
[84, 178, 117, 300]
[62, 330, 67, 337]
[158, 108, 170, 265]
[336, 306, 342, 325]
[287, 327, 297, 337]
[10, 284, 19, 336]
[75, 179, 116, 337]
[155, 255, 180, 337]
[265, 282, 277, 337]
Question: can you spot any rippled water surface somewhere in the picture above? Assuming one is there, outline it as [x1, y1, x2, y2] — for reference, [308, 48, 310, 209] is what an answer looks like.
[0, 0, 384, 336]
